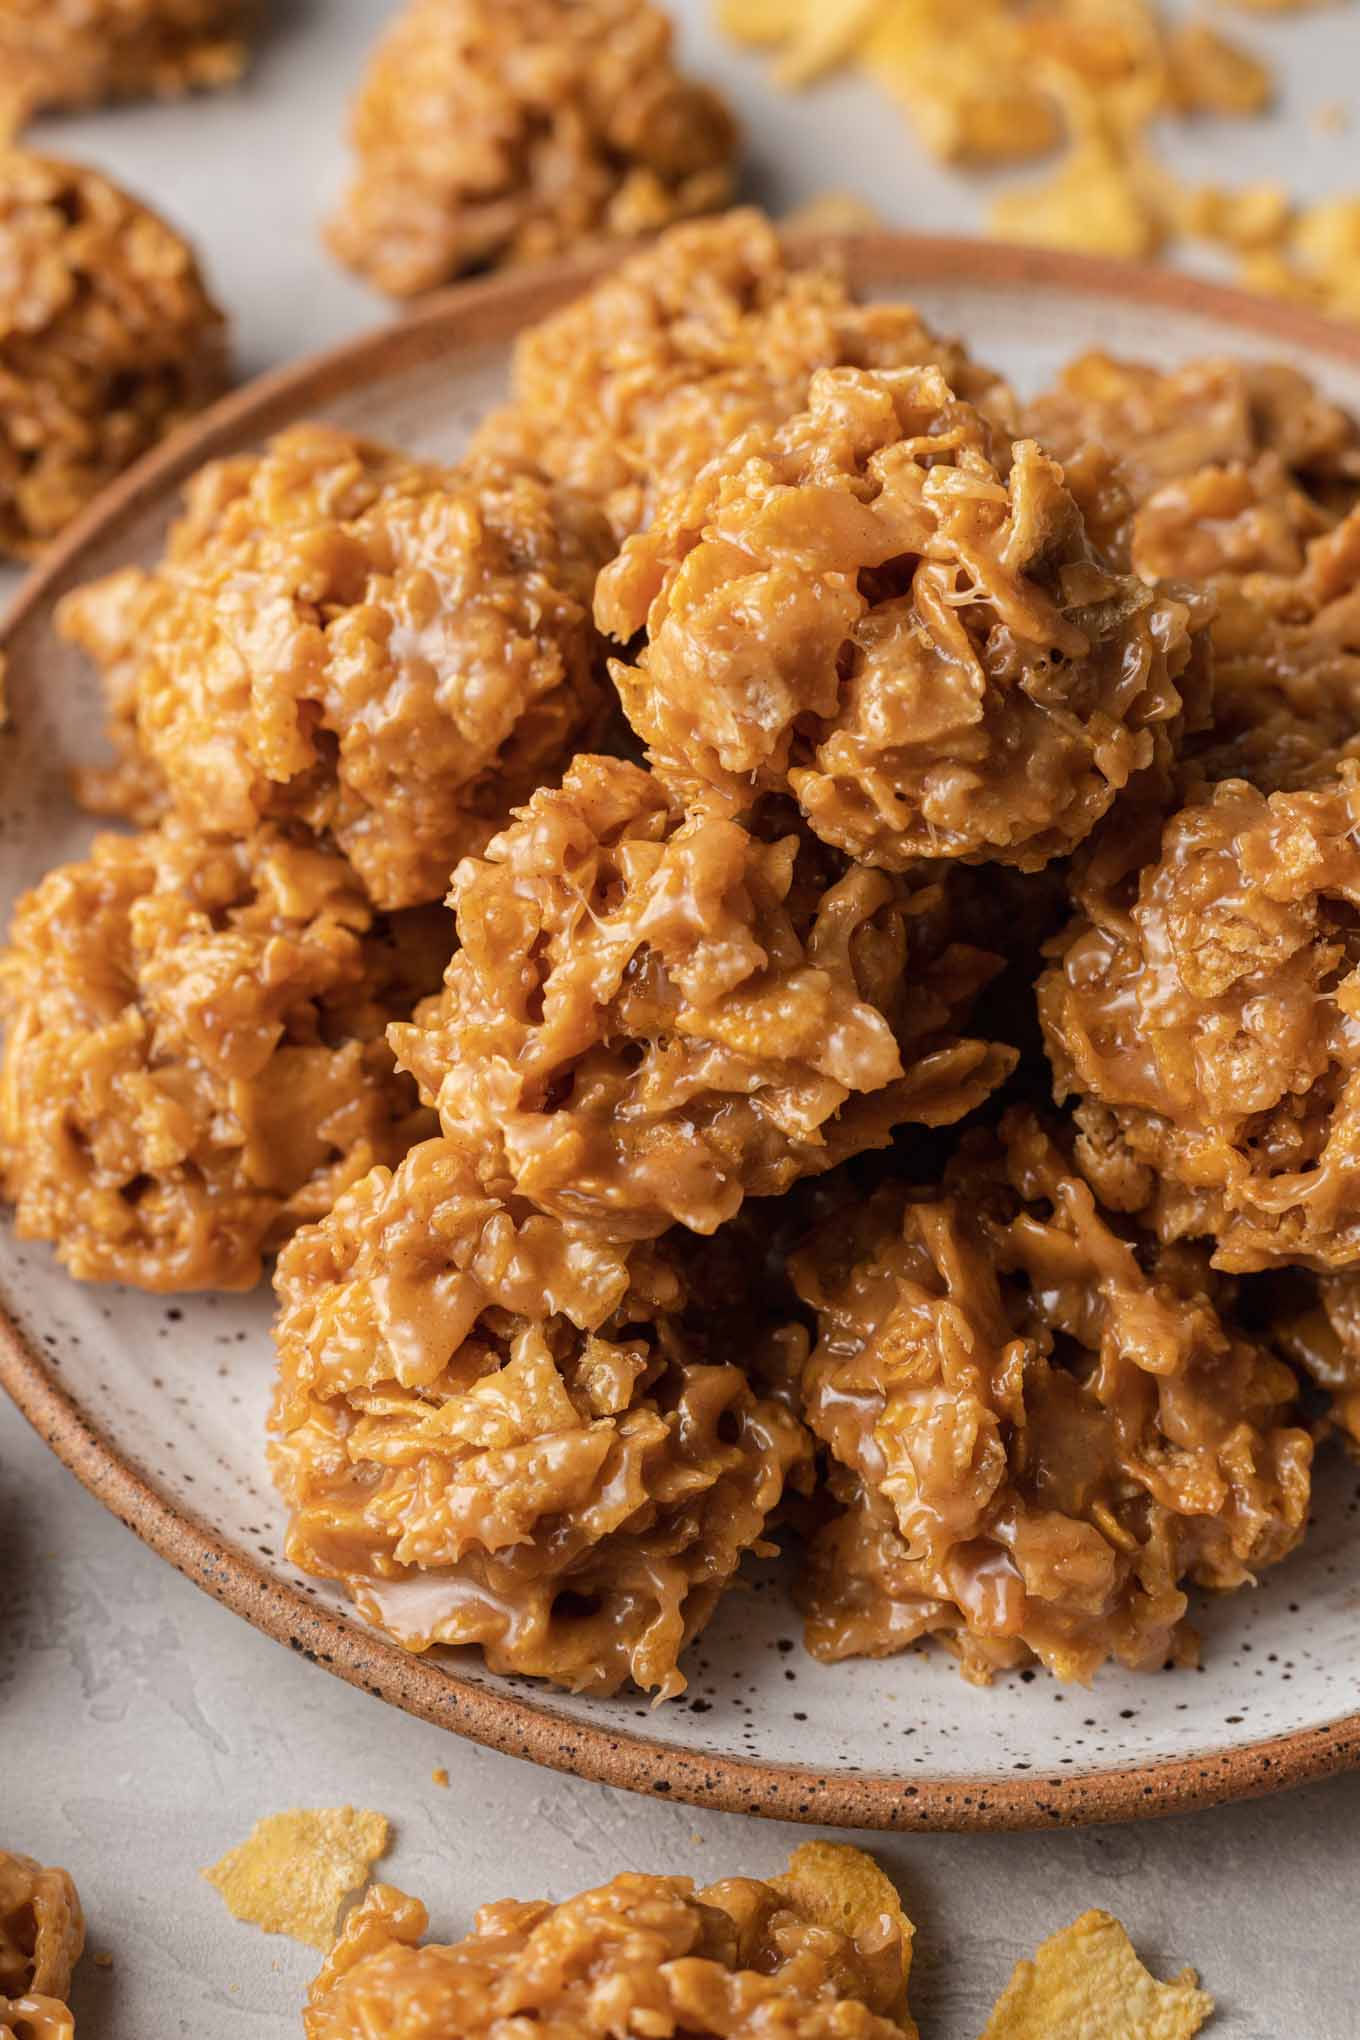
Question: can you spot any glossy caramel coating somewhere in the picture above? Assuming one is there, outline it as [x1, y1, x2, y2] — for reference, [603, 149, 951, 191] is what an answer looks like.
[60, 424, 612, 908]
[271, 1139, 812, 1696]
[473, 210, 1014, 543]
[305, 1853, 916, 2040]
[1042, 766, 1360, 1272]
[0, 150, 227, 557]
[791, 1112, 1311, 1683]
[0, 819, 443, 1292]
[599, 364, 1207, 872]
[0, 1850, 82, 2040]
[391, 754, 1014, 1243]
[326, 0, 738, 298]
[1024, 350, 1360, 511]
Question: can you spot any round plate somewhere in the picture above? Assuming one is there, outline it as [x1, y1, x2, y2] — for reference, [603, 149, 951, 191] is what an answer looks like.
[3, 235, 1360, 1831]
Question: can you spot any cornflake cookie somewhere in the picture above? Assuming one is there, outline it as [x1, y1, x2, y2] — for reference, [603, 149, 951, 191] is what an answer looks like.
[791, 1110, 1311, 1682]
[473, 209, 1014, 543]
[60, 424, 612, 909]
[326, 0, 738, 297]
[391, 754, 1014, 1242]
[303, 1844, 918, 2039]
[0, 150, 227, 558]
[270, 1137, 813, 1696]
[1135, 469, 1360, 796]
[1042, 764, 1360, 1273]
[599, 363, 1209, 871]
[1023, 351, 1360, 513]
[1026, 358, 1360, 800]
[0, 1849, 83, 2040]
[0, 0, 252, 129]
[979, 1908, 1212, 2040]
[203, 1809, 390, 1952]
[0, 818, 444, 1292]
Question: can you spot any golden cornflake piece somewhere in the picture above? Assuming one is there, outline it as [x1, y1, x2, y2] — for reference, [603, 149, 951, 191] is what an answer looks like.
[782, 190, 884, 234]
[721, 0, 1275, 168]
[863, 6, 1060, 165]
[203, 1809, 390, 1951]
[1164, 22, 1273, 116]
[990, 134, 1164, 258]
[769, 1842, 915, 2024]
[715, 0, 794, 41]
[1180, 178, 1292, 251]
[980, 1910, 1213, 2040]
[773, 0, 882, 86]
[1236, 198, 1360, 322]
[1289, 198, 1360, 318]
[715, 0, 1360, 325]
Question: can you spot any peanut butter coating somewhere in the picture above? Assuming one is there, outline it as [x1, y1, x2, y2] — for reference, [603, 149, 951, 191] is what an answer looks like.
[599, 364, 1207, 871]
[0, 820, 443, 1292]
[791, 1112, 1311, 1683]
[326, 0, 738, 298]
[391, 753, 1015, 1243]
[271, 1139, 812, 1697]
[60, 424, 612, 909]
[0, 150, 227, 557]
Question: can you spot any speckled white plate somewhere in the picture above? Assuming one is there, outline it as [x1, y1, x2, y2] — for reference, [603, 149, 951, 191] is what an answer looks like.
[3, 238, 1359, 1830]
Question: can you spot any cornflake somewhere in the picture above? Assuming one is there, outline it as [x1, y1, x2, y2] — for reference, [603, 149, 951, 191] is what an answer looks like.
[716, 0, 1360, 324]
[782, 191, 885, 234]
[202, 1809, 390, 1951]
[980, 1909, 1213, 2039]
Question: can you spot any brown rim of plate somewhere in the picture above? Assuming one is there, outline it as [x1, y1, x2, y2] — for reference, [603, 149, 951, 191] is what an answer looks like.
[3, 232, 1360, 1832]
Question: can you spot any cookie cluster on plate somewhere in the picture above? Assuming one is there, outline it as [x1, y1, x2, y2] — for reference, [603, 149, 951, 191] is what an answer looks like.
[6, 211, 1360, 1698]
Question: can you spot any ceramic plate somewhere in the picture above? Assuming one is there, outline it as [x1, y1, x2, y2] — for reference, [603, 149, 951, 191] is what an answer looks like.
[3, 236, 1359, 1830]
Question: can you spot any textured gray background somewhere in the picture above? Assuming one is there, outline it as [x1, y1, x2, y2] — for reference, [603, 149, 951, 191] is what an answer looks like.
[3, 1, 1360, 2033]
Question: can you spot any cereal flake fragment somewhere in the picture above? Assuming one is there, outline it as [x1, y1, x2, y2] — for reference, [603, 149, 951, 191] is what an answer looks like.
[980, 1909, 1213, 2040]
[202, 1809, 391, 1952]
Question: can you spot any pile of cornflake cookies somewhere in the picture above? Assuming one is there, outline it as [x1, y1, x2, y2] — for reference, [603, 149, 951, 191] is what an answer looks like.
[2, 0, 1360, 2034]
[9, 203, 1356, 1701]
